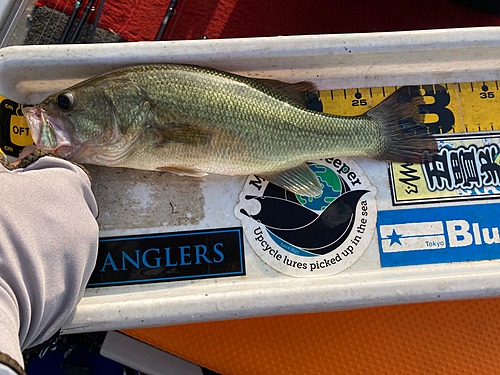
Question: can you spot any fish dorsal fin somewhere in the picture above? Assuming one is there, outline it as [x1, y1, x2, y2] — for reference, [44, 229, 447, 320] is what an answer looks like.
[152, 123, 212, 146]
[255, 79, 317, 107]
[262, 163, 323, 197]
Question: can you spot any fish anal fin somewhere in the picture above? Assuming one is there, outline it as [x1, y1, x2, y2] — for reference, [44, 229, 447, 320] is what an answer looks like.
[152, 123, 212, 146]
[157, 166, 208, 179]
[262, 163, 323, 197]
[255, 79, 317, 107]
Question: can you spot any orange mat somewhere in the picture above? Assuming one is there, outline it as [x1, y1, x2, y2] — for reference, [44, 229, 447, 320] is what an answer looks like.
[123, 297, 500, 374]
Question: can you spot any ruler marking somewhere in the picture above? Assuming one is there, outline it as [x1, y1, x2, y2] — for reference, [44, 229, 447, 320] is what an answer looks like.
[317, 80, 498, 134]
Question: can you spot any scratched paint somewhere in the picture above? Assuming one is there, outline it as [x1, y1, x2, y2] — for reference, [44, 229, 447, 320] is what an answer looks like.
[86, 165, 205, 231]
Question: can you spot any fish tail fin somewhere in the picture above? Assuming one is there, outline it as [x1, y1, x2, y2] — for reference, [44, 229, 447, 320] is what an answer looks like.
[366, 86, 437, 164]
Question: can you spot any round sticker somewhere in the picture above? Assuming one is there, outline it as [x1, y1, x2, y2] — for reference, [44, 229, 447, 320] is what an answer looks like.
[234, 158, 377, 277]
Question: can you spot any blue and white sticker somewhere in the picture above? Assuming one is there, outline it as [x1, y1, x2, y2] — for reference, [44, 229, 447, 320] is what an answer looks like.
[377, 203, 500, 267]
[235, 158, 377, 277]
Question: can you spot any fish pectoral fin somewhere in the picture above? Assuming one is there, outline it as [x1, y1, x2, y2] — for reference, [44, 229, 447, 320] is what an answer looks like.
[152, 123, 212, 146]
[157, 166, 208, 179]
[255, 79, 317, 108]
[262, 164, 323, 197]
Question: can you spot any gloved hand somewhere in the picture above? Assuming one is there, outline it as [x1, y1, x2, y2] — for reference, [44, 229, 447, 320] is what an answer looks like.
[0, 149, 99, 375]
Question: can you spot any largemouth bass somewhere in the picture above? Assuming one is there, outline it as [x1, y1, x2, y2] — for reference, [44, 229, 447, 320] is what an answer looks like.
[23, 64, 436, 196]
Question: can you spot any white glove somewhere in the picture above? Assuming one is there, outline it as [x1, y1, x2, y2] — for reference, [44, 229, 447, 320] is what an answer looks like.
[0, 150, 98, 374]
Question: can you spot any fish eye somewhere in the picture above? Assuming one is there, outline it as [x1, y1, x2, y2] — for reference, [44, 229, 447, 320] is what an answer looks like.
[55, 92, 75, 111]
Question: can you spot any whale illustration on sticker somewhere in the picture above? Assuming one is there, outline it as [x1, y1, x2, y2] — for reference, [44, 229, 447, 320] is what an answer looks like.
[235, 158, 377, 277]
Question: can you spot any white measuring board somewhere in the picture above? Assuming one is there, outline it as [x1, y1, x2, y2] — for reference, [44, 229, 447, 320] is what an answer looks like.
[0, 29, 500, 333]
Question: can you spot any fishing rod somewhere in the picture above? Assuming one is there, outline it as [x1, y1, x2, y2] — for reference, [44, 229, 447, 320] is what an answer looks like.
[88, 0, 106, 43]
[59, 0, 82, 43]
[69, 0, 96, 43]
[155, 0, 178, 41]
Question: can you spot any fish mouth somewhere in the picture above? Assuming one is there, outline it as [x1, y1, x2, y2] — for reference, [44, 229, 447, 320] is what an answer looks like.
[22, 106, 79, 159]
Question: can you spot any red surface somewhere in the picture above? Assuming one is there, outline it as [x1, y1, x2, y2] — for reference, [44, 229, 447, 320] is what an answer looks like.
[39, 0, 500, 42]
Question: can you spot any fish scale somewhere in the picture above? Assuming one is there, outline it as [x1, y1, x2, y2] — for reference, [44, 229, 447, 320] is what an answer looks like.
[22, 64, 436, 196]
